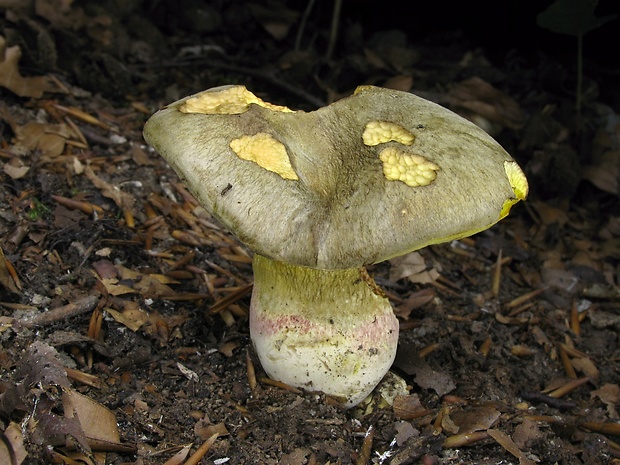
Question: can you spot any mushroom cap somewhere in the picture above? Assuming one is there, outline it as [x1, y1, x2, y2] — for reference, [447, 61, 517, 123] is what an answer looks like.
[144, 85, 527, 269]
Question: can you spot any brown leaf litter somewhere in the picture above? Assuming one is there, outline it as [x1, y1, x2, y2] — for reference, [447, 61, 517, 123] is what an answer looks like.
[0, 1, 619, 464]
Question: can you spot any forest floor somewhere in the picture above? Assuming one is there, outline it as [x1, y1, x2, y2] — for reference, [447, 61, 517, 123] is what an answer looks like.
[0, 1, 619, 464]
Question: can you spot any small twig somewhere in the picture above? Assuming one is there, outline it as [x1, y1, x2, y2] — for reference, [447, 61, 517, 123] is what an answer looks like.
[570, 299, 580, 336]
[214, 61, 326, 108]
[491, 248, 502, 297]
[355, 425, 374, 465]
[576, 32, 583, 124]
[204, 259, 248, 286]
[0, 246, 21, 293]
[295, 0, 317, 51]
[17, 295, 100, 328]
[181, 433, 219, 465]
[520, 390, 576, 410]
[479, 336, 492, 357]
[246, 349, 257, 392]
[208, 282, 253, 315]
[53, 104, 112, 130]
[169, 250, 196, 270]
[65, 437, 138, 454]
[138, 54, 327, 107]
[507, 302, 534, 317]
[325, 0, 343, 61]
[558, 344, 577, 379]
[581, 421, 620, 437]
[443, 431, 489, 448]
[63, 115, 88, 146]
[560, 343, 588, 359]
[505, 287, 548, 308]
[488, 429, 536, 465]
[259, 377, 303, 394]
[429, 279, 461, 297]
[547, 377, 590, 399]
[160, 293, 211, 301]
[65, 367, 103, 389]
[52, 195, 104, 216]
[418, 343, 441, 359]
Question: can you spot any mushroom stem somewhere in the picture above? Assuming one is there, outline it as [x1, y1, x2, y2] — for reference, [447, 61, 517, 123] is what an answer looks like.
[249, 254, 399, 408]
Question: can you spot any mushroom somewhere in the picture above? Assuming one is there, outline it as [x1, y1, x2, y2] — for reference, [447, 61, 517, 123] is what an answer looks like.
[143, 85, 528, 407]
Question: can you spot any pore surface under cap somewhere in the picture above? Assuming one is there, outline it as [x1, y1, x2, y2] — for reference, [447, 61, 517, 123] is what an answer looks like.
[144, 85, 527, 269]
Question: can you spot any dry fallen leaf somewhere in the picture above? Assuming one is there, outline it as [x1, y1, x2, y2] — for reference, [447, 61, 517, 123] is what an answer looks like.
[582, 149, 619, 195]
[248, 2, 299, 41]
[15, 341, 126, 464]
[116, 264, 176, 297]
[131, 142, 154, 166]
[392, 393, 428, 420]
[448, 405, 501, 434]
[0, 246, 21, 294]
[0, 422, 28, 465]
[3, 157, 30, 179]
[194, 421, 229, 441]
[218, 340, 240, 357]
[12, 121, 69, 158]
[383, 74, 414, 92]
[487, 428, 536, 465]
[390, 252, 427, 281]
[85, 164, 136, 211]
[19, 341, 71, 388]
[528, 201, 570, 227]
[389, 251, 440, 284]
[541, 267, 581, 294]
[446, 76, 526, 132]
[0, 315, 13, 335]
[394, 420, 419, 446]
[395, 348, 456, 397]
[34, 0, 90, 30]
[512, 419, 544, 449]
[570, 357, 599, 381]
[0, 36, 58, 97]
[106, 299, 189, 344]
[591, 383, 620, 419]
[91, 259, 118, 279]
[98, 278, 136, 296]
[278, 447, 311, 465]
[414, 362, 456, 397]
[440, 410, 461, 434]
[105, 306, 150, 332]
[394, 288, 436, 319]
[161, 444, 192, 465]
[62, 388, 121, 465]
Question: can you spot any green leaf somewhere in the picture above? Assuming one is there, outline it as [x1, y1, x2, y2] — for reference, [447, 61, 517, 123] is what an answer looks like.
[537, 0, 617, 36]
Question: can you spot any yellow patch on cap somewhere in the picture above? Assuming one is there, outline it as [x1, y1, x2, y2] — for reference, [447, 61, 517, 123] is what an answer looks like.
[180, 86, 293, 115]
[230, 133, 298, 180]
[504, 160, 528, 201]
[362, 121, 415, 146]
[498, 160, 529, 219]
[379, 147, 439, 187]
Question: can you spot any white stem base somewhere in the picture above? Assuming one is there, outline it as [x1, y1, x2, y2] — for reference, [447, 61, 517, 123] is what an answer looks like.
[249, 255, 399, 408]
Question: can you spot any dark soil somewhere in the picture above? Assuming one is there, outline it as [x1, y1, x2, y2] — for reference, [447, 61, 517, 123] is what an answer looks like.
[0, 1, 619, 464]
